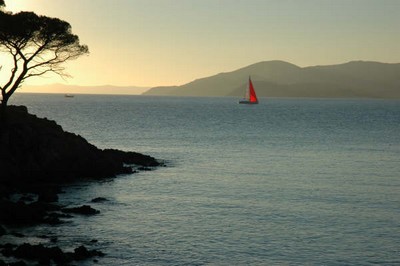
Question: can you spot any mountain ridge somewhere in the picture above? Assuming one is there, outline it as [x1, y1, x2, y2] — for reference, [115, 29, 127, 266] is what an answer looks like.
[20, 84, 150, 95]
[144, 61, 400, 98]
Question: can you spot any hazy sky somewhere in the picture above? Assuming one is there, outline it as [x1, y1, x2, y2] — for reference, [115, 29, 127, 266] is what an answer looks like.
[3, 0, 400, 87]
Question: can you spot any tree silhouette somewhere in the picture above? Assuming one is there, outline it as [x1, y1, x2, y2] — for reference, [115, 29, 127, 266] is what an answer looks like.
[0, 8, 88, 123]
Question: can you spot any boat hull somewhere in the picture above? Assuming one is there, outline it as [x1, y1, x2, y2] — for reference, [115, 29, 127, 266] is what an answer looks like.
[239, 100, 258, 104]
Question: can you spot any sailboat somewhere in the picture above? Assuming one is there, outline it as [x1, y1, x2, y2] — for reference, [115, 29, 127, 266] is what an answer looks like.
[239, 76, 259, 104]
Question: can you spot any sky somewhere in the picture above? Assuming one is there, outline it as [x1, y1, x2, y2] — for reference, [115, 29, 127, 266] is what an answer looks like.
[2, 0, 400, 90]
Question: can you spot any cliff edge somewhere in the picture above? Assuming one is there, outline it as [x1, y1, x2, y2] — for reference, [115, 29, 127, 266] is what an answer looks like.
[0, 105, 160, 190]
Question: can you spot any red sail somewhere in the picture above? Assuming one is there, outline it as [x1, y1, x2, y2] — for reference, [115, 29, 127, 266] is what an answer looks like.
[248, 78, 258, 103]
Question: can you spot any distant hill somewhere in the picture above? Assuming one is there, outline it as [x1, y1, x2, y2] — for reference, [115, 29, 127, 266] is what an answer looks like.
[20, 84, 150, 95]
[144, 61, 400, 98]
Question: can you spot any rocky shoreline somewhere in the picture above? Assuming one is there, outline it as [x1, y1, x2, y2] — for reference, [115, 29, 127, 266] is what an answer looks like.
[0, 105, 163, 265]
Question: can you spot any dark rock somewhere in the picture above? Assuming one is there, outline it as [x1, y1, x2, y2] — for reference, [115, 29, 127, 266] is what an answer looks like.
[73, 245, 104, 261]
[42, 216, 62, 225]
[38, 190, 58, 203]
[12, 243, 68, 264]
[0, 185, 11, 199]
[0, 105, 161, 189]
[103, 148, 160, 167]
[0, 225, 6, 236]
[62, 205, 99, 215]
[0, 105, 160, 265]
[9, 261, 27, 266]
[47, 211, 73, 219]
[0, 199, 61, 225]
[0, 243, 15, 257]
[1, 242, 104, 264]
[91, 197, 108, 203]
[73, 245, 91, 260]
[11, 232, 24, 238]
[0, 200, 45, 225]
[19, 195, 34, 202]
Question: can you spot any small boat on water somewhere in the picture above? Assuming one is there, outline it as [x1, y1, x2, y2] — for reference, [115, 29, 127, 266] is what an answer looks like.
[239, 77, 258, 104]
[64, 94, 74, 98]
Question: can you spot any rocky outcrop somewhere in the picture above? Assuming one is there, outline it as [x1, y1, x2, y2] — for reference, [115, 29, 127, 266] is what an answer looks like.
[0, 105, 163, 265]
[91, 197, 108, 203]
[1, 243, 104, 265]
[61, 205, 99, 215]
[0, 105, 161, 188]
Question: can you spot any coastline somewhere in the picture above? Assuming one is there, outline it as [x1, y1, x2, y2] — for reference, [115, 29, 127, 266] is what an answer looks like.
[0, 105, 163, 265]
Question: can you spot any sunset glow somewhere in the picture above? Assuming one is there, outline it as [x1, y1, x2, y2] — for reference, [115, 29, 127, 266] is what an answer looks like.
[1, 1, 399, 264]
[1, 0, 400, 91]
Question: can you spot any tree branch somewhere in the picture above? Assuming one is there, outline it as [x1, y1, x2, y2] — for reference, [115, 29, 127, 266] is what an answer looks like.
[2, 48, 21, 92]
[0, 10, 88, 106]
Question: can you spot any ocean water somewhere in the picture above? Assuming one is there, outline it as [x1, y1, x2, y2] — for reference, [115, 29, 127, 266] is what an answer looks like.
[8, 93, 400, 265]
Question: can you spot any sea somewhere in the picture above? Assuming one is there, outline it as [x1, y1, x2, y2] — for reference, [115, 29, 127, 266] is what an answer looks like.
[7, 93, 400, 265]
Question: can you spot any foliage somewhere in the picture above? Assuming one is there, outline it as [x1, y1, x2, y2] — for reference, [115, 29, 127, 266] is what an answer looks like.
[0, 9, 88, 110]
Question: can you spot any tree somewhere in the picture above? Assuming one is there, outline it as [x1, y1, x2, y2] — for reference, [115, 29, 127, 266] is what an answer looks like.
[0, 8, 88, 123]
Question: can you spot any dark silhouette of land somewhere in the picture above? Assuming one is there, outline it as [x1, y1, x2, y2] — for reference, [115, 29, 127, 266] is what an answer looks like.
[0, 106, 161, 265]
[144, 61, 400, 98]
[0, 4, 159, 265]
[0, 106, 159, 185]
[21, 84, 150, 95]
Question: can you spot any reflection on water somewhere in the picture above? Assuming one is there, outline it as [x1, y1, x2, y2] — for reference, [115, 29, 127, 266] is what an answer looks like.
[7, 94, 400, 265]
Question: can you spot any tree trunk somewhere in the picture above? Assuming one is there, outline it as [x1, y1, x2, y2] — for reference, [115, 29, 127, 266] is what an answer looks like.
[0, 96, 8, 131]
